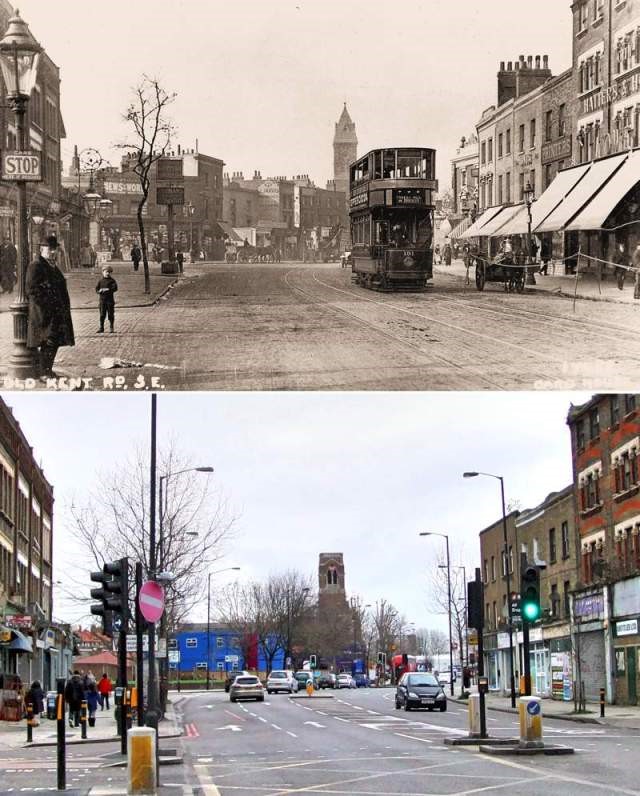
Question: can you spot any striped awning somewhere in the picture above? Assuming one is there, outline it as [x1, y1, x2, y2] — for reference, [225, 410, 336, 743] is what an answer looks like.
[450, 216, 473, 239]
[459, 206, 505, 239]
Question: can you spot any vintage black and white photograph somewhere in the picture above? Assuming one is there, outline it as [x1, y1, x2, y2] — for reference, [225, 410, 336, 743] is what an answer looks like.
[0, 0, 637, 390]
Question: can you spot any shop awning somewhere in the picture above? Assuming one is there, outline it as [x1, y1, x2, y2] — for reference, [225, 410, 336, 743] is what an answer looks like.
[459, 206, 505, 239]
[450, 216, 473, 239]
[212, 221, 241, 241]
[8, 629, 32, 653]
[479, 204, 524, 237]
[536, 153, 628, 233]
[565, 149, 640, 231]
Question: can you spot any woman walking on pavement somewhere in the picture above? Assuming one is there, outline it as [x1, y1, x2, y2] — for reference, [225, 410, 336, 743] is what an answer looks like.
[98, 673, 112, 710]
[24, 680, 44, 721]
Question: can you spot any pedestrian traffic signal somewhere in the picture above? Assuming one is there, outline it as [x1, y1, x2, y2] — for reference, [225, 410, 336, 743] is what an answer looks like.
[90, 570, 113, 637]
[103, 558, 129, 627]
[520, 564, 541, 622]
[309, 654, 317, 669]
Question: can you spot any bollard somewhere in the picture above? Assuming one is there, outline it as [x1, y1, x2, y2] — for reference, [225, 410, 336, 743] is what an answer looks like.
[120, 687, 128, 757]
[305, 679, 314, 697]
[126, 688, 133, 731]
[600, 687, 605, 718]
[518, 696, 543, 749]
[127, 726, 157, 794]
[56, 678, 66, 791]
[26, 702, 34, 743]
[468, 693, 481, 737]
[80, 699, 87, 739]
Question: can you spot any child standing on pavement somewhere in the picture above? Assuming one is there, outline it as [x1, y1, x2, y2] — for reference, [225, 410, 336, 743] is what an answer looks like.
[95, 265, 118, 333]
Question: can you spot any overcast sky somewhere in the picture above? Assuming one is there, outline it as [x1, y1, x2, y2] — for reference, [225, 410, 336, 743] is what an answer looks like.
[4, 392, 588, 632]
[18, 0, 572, 190]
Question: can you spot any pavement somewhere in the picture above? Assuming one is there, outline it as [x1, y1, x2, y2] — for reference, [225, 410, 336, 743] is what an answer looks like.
[0, 697, 183, 749]
[435, 257, 640, 304]
[452, 690, 640, 730]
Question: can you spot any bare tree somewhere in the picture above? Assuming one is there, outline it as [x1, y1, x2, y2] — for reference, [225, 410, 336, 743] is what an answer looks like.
[216, 580, 260, 670]
[68, 443, 237, 632]
[425, 629, 449, 661]
[428, 554, 468, 688]
[119, 76, 177, 293]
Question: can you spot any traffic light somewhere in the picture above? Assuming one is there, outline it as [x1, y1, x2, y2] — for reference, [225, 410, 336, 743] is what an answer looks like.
[103, 558, 129, 627]
[377, 651, 386, 668]
[520, 564, 541, 622]
[309, 654, 317, 669]
[90, 570, 113, 637]
[467, 579, 484, 630]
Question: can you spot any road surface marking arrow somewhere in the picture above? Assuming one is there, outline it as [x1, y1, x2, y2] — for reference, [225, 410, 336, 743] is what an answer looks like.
[216, 724, 242, 732]
[304, 721, 326, 728]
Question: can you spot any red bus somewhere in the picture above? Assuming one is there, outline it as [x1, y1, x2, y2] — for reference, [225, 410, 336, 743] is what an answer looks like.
[349, 147, 438, 291]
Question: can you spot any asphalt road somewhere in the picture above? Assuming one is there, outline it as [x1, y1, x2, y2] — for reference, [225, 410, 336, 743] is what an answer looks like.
[9, 261, 636, 392]
[171, 687, 640, 795]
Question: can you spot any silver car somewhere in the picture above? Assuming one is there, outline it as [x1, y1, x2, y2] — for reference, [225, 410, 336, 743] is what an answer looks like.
[229, 675, 264, 702]
[336, 673, 356, 689]
[266, 670, 298, 694]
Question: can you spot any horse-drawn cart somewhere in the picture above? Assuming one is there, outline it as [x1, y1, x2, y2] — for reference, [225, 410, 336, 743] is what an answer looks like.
[474, 252, 527, 293]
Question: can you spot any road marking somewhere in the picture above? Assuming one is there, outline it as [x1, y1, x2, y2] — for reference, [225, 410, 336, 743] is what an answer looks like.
[316, 710, 327, 715]
[258, 716, 268, 723]
[352, 705, 364, 710]
[304, 721, 326, 728]
[215, 724, 242, 732]
[367, 709, 380, 714]
[224, 709, 246, 721]
[334, 716, 350, 722]
[394, 732, 433, 743]
[271, 724, 281, 730]
[286, 731, 297, 738]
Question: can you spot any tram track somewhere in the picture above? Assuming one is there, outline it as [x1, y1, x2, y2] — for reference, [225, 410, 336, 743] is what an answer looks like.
[283, 269, 528, 389]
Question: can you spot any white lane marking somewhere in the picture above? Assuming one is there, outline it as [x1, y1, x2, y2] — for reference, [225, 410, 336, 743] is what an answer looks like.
[334, 716, 350, 722]
[286, 731, 297, 738]
[304, 721, 326, 728]
[352, 705, 364, 711]
[367, 709, 380, 714]
[271, 724, 281, 730]
[316, 710, 327, 715]
[394, 732, 433, 743]
[258, 716, 267, 723]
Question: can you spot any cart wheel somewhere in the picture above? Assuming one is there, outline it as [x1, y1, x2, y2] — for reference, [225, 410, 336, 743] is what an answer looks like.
[475, 262, 485, 291]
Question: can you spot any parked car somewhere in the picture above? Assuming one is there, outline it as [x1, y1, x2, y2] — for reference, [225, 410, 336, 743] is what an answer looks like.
[266, 670, 298, 694]
[316, 673, 337, 690]
[353, 673, 369, 688]
[224, 670, 249, 693]
[336, 673, 356, 689]
[395, 672, 447, 712]
[229, 675, 264, 703]
[293, 671, 316, 691]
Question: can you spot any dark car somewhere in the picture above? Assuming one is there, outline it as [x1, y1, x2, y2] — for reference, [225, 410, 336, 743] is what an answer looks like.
[354, 673, 369, 688]
[395, 672, 447, 712]
[316, 673, 336, 689]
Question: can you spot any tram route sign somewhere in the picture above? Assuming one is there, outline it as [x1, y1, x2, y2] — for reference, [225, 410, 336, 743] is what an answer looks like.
[2, 151, 41, 181]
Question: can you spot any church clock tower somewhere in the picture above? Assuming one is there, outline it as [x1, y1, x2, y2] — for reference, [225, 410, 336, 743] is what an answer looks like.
[333, 104, 357, 196]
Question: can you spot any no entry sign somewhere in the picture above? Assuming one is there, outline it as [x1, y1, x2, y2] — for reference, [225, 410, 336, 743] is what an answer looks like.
[139, 580, 165, 623]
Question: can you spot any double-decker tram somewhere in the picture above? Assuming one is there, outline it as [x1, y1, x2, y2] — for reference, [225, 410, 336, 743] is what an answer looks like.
[349, 147, 437, 291]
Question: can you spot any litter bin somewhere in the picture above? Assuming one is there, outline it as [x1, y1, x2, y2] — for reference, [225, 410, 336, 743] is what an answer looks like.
[46, 691, 57, 720]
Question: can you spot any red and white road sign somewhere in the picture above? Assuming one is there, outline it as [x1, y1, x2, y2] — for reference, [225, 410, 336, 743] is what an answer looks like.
[139, 580, 165, 623]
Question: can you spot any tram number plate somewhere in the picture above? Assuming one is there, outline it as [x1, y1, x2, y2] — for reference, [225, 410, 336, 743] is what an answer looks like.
[2, 151, 42, 181]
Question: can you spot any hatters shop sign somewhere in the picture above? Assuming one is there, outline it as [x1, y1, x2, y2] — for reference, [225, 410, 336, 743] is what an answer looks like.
[581, 72, 640, 116]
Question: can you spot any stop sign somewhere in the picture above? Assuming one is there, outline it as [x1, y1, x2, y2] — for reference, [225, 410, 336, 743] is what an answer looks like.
[139, 580, 165, 623]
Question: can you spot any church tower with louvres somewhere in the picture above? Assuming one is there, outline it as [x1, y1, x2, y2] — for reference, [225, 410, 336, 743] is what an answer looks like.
[333, 104, 357, 196]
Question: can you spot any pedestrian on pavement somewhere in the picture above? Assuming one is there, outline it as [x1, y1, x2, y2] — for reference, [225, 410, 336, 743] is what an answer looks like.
[539, 239, 551, 275]
[98, 673, 112, 710]
[613, 242, 629, 290]
[633, 242, 640, 300]
[26, 234, 75, 379]
[130, 242, 142, 272]
[176, 249, 184, 274]
[443, 242, 452, 266]
[95, 264, 118, 334]
[89, 244, 97, 270]
[85, 681, 99, 727]
[0, 233, 17, 293]
[24, 680, 45, 721]
[64, 670, 84, 728]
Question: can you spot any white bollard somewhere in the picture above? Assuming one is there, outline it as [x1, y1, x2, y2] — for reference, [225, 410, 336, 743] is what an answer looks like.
[468, 693, 482, 737]
[127, 726, 157, 794]
[518, 696, 543, 748]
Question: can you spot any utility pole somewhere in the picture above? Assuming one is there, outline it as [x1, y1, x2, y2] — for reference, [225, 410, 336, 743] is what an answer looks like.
[146, 396, 159, 766]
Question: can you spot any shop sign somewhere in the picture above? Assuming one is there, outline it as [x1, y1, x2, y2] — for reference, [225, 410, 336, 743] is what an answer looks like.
[5, 614, 32, 629]
[157, 186, 184, 206]
[616, 618, 638, 637]
[516, 152, 536, 168]
[104, 181, 142, 195]
[0, 206, 15, 217]
[581, 73, 640, 116]
[574, 593, 604, 618]
[497, 632, 510, 649]
[156, 157, 183, 181]
[541, 137, 572, 165]
[2, 151, 41, 181]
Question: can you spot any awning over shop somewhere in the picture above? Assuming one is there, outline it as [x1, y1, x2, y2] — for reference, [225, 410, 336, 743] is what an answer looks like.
[536, 153, 628, 233]
[450, 216, 473, 239]
[566, 149, 640, 231]
[7, 629, 32, 653]
[478, 204, 524, 237]
[490, 204, 528, 237]
[212, 221, 241, 241]
[459, 206, 505, 239]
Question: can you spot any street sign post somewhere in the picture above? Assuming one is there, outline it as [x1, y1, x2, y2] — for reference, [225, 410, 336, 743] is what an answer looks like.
[2, 151, 41, 181]
[138, 580, 165, 623]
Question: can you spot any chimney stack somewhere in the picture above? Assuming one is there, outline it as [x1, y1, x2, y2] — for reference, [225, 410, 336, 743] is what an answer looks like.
[527, 55, 533, 69]
[535, 55, 541, 69]
[543, 54, 549, 69]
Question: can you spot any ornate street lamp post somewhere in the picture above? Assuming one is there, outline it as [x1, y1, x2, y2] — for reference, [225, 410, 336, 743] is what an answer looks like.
[0, 11, 42, 378]
[524, 181, 536, 285]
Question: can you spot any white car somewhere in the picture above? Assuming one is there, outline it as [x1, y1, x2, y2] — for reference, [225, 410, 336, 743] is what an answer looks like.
[336, 673, 356, 689]
[266, 669, 298, 694]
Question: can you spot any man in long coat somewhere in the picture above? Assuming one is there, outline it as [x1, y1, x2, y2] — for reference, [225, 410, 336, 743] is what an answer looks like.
[26, 233, 75, 378]
[0, 234, 17, 293]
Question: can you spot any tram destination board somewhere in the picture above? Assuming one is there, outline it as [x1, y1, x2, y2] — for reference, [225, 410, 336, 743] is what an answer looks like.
[2, 151, 42, 181]
[394, 188, 425, 206]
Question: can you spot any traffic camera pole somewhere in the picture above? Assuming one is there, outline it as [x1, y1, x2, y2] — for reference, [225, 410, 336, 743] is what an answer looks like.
[146, 394, 160, 784]
[474, 568, 487, 739]
[56, 677, 66, 791]
[135, 561, 145, 726]
[522, 619, 531, 696]
[499, 477, 516, 709]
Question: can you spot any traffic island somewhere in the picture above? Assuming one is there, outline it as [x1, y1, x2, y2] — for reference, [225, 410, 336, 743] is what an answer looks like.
[444, 737, 518, 747]
[478, 696, 574, 756]
[479, 741, 574, 756]
[289, 694, 335, 699]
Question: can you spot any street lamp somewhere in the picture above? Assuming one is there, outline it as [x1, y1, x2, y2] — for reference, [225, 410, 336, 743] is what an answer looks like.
[419, 531, 454, 696]
[0, 11, 42, 377]
[207, 567, 241, 690]
[463, 471, 516, 708]
[157, 465, 214, 713]
[523, 181, 536, 285]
